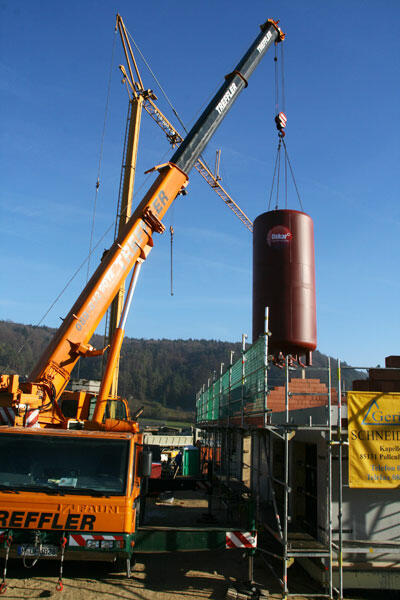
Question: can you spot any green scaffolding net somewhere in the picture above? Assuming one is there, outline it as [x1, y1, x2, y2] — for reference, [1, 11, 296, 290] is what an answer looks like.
[196, 336, 267, 423]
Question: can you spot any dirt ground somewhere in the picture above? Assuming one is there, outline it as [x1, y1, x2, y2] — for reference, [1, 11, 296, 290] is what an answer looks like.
[1, 550, 322, 600]
[2, 551, 393, 600]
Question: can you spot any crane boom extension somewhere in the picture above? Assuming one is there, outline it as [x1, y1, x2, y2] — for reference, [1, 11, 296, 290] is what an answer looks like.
[13, 18, 282, 411]
[171, 20, 283, 173]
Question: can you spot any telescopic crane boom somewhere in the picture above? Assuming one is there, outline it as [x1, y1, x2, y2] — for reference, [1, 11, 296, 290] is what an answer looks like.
[0, 18, 284, 427]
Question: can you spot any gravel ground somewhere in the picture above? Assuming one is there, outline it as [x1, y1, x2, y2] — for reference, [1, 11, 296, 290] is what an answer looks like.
[1, 550, 386, 600]
[1, 549, 326, 599]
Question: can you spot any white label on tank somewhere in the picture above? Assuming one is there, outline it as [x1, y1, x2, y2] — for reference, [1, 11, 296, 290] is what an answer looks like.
[267, 225, 293, 247]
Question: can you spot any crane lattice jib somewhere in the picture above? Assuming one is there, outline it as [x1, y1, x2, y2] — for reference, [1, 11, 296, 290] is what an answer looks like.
[143, 97, 253, 231]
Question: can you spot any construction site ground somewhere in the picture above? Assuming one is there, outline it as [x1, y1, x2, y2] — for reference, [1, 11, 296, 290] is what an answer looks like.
[2, 553, 392, 599]
[1, 490, 397, 599]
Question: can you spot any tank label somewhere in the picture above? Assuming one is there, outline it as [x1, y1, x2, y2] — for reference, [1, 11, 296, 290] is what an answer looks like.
[267, 226, 292, 247]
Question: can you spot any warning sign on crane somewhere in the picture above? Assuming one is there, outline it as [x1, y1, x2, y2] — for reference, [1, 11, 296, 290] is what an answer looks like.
[348, 391, 400, 488]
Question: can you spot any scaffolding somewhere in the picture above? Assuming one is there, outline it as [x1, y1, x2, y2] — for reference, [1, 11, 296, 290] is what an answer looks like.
[197, 336, 400, 597]
[196, 329, 346, 599]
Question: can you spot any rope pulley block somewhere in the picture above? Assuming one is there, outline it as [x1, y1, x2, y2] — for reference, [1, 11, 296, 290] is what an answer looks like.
[275, 112, 287, 136]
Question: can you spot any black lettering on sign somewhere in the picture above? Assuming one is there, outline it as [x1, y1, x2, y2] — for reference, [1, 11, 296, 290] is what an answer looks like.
[24, 512, 39, 528]
[0, 512, 9, 527]
[9, 511, 24, 527]
[65, 514, 80, 530]
[80, 514, 96, 530]
[51, 513, 63, 529]
[38, 513, 52, 528]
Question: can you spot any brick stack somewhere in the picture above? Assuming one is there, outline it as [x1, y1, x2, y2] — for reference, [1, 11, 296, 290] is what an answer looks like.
[267, 378, 337, 413]
[352, 356, 400, 393]
[235, 378, 337, 428]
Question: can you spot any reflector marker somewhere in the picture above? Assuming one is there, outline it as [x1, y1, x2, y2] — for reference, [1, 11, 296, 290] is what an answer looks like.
[226, 531, 257, 549]
[24, 409, 39, 428]
[69, 534, 124, 547]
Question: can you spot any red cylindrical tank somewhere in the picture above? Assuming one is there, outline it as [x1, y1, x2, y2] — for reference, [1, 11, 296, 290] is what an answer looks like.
[252, 209, 317, 357]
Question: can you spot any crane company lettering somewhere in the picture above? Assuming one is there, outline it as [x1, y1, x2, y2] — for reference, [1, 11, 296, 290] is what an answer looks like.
[75, 220, 152, 332]
[0, 511, 96, 530]
[256, 31, 272, 54]
[57, 504, 120, 514]
[215, 83, 238, 116]
[153, 189, 168, 215]
[348, 392, 400, 488]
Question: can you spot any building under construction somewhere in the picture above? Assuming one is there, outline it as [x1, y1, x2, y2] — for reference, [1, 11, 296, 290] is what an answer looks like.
[196, 331, 400, 599]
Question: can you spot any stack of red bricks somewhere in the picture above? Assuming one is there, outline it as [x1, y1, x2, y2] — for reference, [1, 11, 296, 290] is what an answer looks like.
[352, 356, 400, 393]
[267, 378, 338, 413]
[239, 378, 338, 427]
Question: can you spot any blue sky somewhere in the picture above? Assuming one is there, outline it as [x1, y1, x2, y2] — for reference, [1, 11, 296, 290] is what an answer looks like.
[1, 0, 399, 369]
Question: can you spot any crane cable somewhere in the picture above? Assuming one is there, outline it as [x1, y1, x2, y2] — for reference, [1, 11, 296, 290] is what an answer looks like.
[170, 226, 174, 296]
[79, 27, 117, 380]
[8, 28, 118, 371]
[268, 42, 303, 211]
[125, 26, 188, 136]
[86, 26, 117, 282]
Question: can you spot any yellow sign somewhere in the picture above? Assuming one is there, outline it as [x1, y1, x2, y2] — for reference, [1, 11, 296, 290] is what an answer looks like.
[347, 391, 400, 488]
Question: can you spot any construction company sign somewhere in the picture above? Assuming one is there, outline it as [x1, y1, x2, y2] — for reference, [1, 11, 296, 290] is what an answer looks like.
[348, 391, 400, 488]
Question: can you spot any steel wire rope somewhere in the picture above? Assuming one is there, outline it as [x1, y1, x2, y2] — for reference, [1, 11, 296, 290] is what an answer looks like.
[275, 142, 281, 210]
[285, 142, 288, 210]
[113, 100, 132, 240]
[86, 26, 118, 282]
[126, 25, 233, 191]
[268, 40, 304, 212]
[125, 26, 188, 136]
[280, 42, 286, 114]
[9, 153, 170, 368]
[80, 26, 116, 379]
[125, 25, 237, 301]
[7, 28, 116, 370]
[274, 44, 279, 115]
[102, 98, 136, 365]
[282, 139, 304, 212]
[268, 140, 281, 211]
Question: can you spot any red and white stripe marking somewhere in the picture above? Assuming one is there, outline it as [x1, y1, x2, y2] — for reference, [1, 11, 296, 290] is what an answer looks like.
[226, 531, 257, 549]
[24, 409, 40, 428]
[69, 534, 124, 547]
[0, 407, 16, 426]
[278, 111, 287, 127]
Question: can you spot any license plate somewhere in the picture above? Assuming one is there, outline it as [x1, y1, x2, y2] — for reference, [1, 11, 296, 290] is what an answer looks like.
[18, 544, 58, 557]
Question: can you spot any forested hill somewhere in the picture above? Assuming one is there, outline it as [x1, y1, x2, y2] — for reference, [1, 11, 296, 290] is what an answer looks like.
[0, 320, 365, 412]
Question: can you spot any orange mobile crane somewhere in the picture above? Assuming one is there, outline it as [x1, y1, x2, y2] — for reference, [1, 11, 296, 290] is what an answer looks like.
[0, 17, 283, 592]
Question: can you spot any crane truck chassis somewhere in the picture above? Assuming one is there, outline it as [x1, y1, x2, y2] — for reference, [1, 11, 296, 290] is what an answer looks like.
[0, 16, 284, 592]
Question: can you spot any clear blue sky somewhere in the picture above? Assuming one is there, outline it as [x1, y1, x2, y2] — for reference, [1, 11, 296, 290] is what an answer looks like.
[1, 0, 399, 369]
